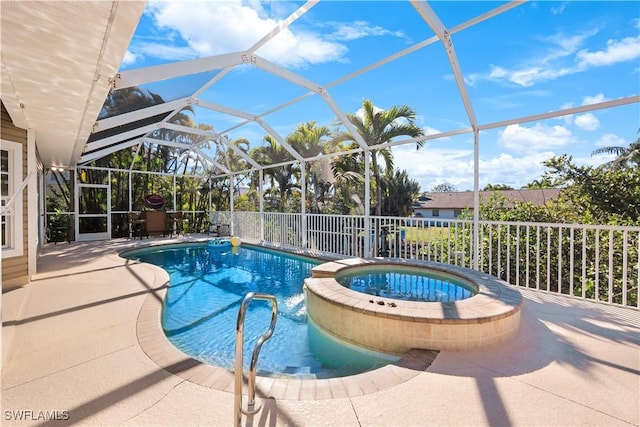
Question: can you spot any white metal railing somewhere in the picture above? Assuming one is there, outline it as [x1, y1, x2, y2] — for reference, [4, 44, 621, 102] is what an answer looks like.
[228, 212, 639, 309]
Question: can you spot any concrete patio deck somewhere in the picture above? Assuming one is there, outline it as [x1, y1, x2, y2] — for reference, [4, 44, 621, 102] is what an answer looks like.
[2, 237, 639, 426]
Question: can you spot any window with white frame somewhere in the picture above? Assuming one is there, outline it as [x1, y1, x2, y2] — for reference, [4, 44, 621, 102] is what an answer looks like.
[1, 139, 24, 258]
[432, 209, 440, 217]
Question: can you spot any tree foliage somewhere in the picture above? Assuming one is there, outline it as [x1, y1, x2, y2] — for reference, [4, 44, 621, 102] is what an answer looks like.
[381, 169, 421, 217]
[542, 155, 640, 225]
[483, 183, 514, 191]
[431, 182, 457, 192]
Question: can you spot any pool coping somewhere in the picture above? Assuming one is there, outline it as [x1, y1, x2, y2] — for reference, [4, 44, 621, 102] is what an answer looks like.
[133, 242, 439, 400]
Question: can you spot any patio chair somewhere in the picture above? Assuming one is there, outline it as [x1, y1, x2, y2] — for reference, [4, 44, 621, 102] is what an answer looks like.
[167, 211, 186, 236]
[140, 210, 168, 237]
[128, 211, 146, 239]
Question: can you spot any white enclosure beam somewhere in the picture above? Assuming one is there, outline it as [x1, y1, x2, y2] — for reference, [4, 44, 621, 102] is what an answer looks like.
[411, 1, 477, 129]
[163, 121, 262, 169]
[84, 122, 160, 152]
[196, 99, 254, 121]
[144, 137, 230, 174]
[162, 122, 218, 138]
[449, 1, 527, 34]
[114, 52, 244, 89]
[248, 0, 319, 54]
[94, 98, 190, 132]
[78, 137, 143, 164]
[478, 96, 640, 131]
[192, 68, 233, 98]
[320, 92, 370, 150]
[255, 118, 304, 162]
[217, 134, 262, 170]
[253, 55, 370, 150]
[196, 98, 304, 162]
[253, 55, 323, 94]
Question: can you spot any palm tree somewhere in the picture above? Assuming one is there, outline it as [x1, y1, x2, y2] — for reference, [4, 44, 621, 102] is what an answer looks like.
[523, 178, 555, 189]
[250, 135, 300, 212]
[288, 122, 336, 212]
[333, 99, 424, 217]
[330, 147, 366, 214]
[591, 130, 640, 169]
[382, 169, 421, 217]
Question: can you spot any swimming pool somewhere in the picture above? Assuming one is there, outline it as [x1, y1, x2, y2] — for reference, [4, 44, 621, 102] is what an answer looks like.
[125, 243, 398, 379]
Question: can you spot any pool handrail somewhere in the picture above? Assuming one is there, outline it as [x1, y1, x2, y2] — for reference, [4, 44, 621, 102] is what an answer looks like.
[233, 292, 278, 427]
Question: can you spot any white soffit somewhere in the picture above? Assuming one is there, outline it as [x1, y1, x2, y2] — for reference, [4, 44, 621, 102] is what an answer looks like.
[0, 1, 145, 167]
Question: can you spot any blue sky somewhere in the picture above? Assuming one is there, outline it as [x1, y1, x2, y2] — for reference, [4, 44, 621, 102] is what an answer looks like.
[120, 0, 640, 191]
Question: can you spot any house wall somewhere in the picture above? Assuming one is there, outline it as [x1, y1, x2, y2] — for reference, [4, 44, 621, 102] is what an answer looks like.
[1, 103, 29, 291]
[413, 208, 461, 220]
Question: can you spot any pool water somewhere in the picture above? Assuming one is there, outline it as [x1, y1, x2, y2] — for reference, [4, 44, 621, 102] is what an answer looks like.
[126, 244, 398, 378]
[336, 265, 476, 302]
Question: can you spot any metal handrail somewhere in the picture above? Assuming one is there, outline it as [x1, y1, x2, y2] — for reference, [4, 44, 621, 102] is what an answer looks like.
[233, 292, 278, 427]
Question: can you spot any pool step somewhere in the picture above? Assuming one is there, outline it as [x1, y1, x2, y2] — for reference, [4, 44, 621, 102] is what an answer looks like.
[283, 366, 312, 374]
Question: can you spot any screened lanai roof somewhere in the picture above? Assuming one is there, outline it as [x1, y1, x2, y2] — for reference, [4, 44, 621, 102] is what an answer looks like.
[3, 1, 639, 187]
[1, 1, 145, 168]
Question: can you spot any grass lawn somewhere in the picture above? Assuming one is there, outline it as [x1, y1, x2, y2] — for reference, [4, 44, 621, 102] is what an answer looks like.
[398, 226, 450, 242]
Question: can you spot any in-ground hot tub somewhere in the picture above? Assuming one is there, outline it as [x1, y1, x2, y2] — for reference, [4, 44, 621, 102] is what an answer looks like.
[304, 258, 523, 353]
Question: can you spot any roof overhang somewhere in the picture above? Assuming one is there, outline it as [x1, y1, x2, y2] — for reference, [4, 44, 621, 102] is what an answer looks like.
[0, 0, 146, 168]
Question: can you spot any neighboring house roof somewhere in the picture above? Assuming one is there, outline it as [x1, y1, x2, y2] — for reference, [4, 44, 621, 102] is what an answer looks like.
[411, 189, 561, 210]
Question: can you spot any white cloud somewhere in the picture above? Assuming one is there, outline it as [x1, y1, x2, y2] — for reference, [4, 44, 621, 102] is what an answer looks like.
[324, 21, 407, 42]
[550, 2, 568, 15]
[500, 123, 575, 153]
[488, 65, 508, 79]
[423, 126, 441, 137]
[582, 93, 607, 106]
[129, 42, 198, 62]
[478, 152, 552, 189]
[594, 132, 628, 148]
[392, 147, 473, 190]
[576, 36, 640, 68]
[509, 66, 572, 87]
[121, 51, 139, 66]
[256, 31, 347, 68]
[392, 147, 555, 191]
[136, 1, 401, 69]
[573, 113, 600, 131]
[470, 26, 639, 87]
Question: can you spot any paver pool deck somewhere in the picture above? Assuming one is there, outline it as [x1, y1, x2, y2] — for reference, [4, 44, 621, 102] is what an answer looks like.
[2, 236, 639, 426]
